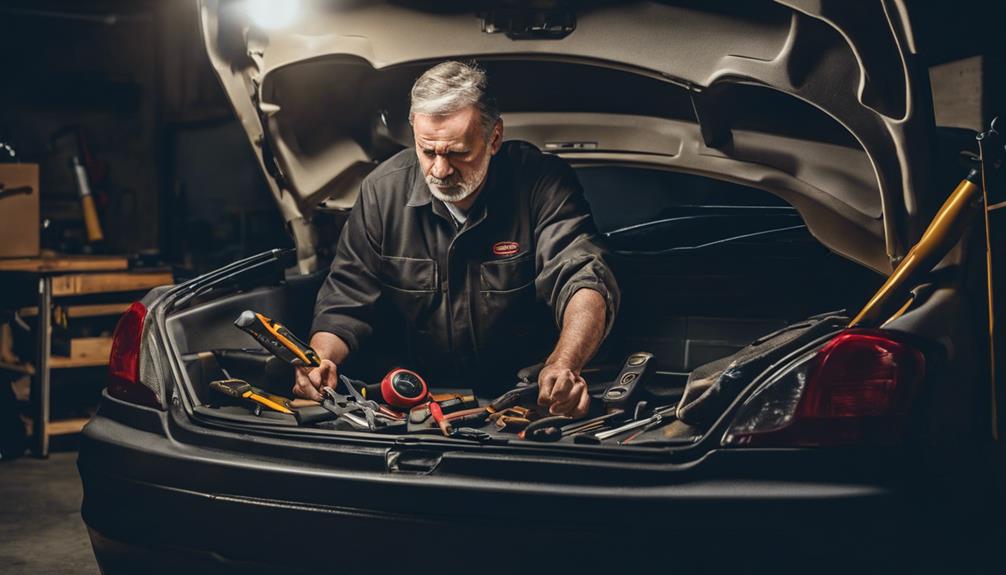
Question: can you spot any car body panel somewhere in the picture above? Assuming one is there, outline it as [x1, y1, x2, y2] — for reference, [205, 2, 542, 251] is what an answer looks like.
[80, 391, 929, 573]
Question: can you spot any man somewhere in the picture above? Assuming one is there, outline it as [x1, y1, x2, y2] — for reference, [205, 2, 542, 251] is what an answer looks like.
[295, 61, 618, 418]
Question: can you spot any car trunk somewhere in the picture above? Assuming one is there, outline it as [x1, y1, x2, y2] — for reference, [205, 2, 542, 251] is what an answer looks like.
[160, 160, 882, 458]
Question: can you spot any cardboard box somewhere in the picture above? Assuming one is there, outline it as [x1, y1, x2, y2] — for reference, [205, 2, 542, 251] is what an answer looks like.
[929, 55, 984, 130]
[0, 164, 40, 258]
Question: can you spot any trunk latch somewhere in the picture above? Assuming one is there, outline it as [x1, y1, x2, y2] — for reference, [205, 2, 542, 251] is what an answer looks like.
[386, 449, 443, 475]
[482, 9, 575, 40]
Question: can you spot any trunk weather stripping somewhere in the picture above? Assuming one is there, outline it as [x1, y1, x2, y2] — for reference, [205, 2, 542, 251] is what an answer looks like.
[171, 249, 294, 309]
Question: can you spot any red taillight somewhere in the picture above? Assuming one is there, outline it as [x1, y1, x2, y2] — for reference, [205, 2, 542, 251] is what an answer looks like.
[107, 301, 159, 408]
[724, 329, 925, 447]
[800, 332, 922, 419]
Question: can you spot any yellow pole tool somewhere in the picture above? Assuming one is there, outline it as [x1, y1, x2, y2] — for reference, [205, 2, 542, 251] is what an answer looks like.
[72, 155, 104, 243]
[850, 170, 982, 328]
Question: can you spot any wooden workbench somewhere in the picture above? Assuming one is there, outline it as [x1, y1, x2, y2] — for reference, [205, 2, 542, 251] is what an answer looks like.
[0, 254, 173, 457]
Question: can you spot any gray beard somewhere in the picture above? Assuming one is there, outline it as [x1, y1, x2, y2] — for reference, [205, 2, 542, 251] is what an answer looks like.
[427, 181, 476, 203]
[426, 156, 491, 204]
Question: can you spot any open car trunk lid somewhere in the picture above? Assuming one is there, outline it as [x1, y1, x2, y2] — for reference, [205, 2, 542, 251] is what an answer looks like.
[200, 0, 933, 274]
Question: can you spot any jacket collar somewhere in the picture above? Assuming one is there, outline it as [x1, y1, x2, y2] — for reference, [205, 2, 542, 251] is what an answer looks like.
[406, 157, 433, 208]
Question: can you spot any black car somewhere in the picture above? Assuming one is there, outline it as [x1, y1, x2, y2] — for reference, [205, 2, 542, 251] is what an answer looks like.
[78, 1, 1003, 573]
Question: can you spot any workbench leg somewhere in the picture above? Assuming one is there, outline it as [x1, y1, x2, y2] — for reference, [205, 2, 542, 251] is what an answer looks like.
[31, 276, 52, 458]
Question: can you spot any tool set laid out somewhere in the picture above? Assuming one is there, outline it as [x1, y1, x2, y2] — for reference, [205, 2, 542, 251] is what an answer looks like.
[209, 310, 685, 445]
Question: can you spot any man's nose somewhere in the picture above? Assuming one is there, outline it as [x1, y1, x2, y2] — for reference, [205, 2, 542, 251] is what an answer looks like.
[431, 155, 453, 179]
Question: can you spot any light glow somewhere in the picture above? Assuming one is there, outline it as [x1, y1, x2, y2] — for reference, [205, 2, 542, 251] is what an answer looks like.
[246, 0, 300, 30]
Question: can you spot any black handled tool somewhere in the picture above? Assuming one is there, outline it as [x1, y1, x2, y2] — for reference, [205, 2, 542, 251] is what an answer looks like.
[488, 382, 539, 412]
[522, 411, 625, 442]
[234, 310, 320, 368]
[520, 416, 572, 441]
[486, 362, 546, 414]
[602, 352, 653, 413]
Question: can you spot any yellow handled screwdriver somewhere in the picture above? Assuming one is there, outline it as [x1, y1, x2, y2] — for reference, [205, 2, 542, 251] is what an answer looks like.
[210, 378, 294, 415]
[234, 310, 321, 368]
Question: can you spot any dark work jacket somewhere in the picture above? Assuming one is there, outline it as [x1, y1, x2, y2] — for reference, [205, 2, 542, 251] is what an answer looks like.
[311, 141, 619, 396]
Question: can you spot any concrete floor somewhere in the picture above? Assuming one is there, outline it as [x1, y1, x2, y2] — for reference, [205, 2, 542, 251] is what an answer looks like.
[0, 452, 100, 575]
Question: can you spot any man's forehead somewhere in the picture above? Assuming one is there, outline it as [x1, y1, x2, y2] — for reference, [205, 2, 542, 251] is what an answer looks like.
[416, 138, 469, 153]
[413, 107, 480, 144]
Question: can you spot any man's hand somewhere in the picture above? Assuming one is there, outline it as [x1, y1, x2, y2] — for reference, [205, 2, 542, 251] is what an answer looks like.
[537, 362, 590, 418]
[292, 332, 351, 401]
[292, 359, 338, 401]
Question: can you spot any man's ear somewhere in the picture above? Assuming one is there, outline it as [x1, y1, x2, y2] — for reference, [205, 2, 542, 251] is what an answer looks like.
[489, 120, 503, 155]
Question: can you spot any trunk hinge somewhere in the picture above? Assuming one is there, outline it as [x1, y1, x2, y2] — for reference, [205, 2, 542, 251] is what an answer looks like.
[246, 38, 291, 193]
[250, 91, 290, 192]
[688, 84, 732, 150]
[245, 37, 316, 273]
[287, 216, 319, 274]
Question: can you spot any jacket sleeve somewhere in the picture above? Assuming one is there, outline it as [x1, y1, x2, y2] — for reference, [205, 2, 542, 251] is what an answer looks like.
[532, 156, 620, 338]
[310, 180, 383, 353]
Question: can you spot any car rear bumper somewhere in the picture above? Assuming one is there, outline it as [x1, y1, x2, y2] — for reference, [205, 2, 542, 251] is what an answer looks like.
[78, 395, 945, 574]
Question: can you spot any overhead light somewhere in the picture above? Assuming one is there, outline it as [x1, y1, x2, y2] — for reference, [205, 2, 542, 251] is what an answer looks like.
[246, 0, 300, 30]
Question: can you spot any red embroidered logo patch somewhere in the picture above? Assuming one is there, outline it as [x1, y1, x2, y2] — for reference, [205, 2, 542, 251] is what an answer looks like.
[492, 241, 520, 257]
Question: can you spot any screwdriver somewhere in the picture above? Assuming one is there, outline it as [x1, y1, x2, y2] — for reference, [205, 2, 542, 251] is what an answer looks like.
[234, 310, 320, 368]
[210, 378, 294, 415]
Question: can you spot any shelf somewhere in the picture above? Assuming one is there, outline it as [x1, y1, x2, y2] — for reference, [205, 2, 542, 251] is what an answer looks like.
[50, 337, 112, 369]
[0, 255, 129, 273]
[0, 256, 170, 458]
[1, 338, 112, 370]
[1, 355, 111, 372]
[69, 303, 132, 318]
[20, 302, 130, 319]
[49, 357, 109, 369]
[48, 418, 90, 436]
[52, 271, 173, 296]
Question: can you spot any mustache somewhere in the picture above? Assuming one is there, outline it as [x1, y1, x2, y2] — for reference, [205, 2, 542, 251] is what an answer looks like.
[426, 174, 460, 187]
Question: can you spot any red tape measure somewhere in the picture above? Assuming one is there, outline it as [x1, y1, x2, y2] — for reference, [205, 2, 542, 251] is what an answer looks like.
[379, 368, 429, 408]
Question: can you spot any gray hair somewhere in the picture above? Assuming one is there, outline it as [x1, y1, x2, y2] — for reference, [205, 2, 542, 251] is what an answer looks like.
[409, 61, 500, 139]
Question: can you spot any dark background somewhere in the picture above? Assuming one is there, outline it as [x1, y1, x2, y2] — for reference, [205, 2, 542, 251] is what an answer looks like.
[0, 0, 292, 276]
[0, 0, 1001, 276]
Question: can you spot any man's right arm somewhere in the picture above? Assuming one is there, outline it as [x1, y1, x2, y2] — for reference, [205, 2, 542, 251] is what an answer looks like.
[295, 182, 383, 400]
